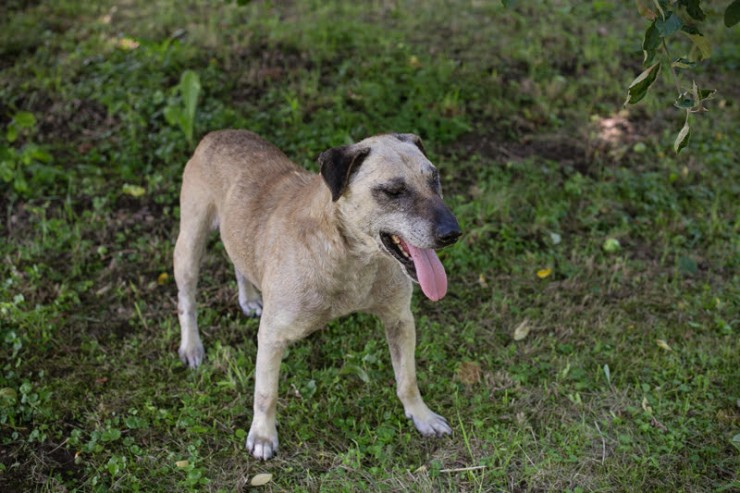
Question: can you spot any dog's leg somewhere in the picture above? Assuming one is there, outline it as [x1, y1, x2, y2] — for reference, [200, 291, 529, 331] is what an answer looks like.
[246, 310, 312, 460]
[246, 335, 284, 460]
[173, 178, 214, 369]
[235, 268, 262, 317]
[382, 309, 452, 437]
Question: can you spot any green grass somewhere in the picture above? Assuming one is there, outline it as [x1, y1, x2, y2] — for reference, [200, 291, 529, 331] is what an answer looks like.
[1, 0, 739, 491]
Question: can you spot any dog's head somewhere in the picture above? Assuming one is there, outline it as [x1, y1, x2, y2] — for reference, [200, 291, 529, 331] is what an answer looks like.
[318, 133, 461, 301]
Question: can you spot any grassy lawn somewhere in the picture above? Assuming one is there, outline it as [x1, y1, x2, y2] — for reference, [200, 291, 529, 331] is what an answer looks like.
[1, 0, 738, 491]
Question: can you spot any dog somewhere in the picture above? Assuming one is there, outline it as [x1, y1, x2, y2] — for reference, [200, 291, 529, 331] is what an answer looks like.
[173, 130, 461, 460]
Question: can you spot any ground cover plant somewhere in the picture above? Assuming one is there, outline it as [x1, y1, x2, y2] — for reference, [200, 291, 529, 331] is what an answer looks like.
[1, 0, 738, 491]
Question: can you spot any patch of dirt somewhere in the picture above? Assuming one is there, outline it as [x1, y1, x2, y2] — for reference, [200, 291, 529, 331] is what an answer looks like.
[445, 129, 593, 188]
[4, 91, 120, 152]
[0, 441, 83, 491]
[228, 43, 314, 103]
[444, 103, 685, 194]
[0, 0, 42, 15]
[38, 97, 119, 145]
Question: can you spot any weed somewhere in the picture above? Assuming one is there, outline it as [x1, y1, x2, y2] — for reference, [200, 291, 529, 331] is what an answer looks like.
[164, 70, 202, 148]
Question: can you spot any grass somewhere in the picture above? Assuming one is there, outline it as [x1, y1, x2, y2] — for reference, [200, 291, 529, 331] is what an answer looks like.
[1, 0, 739, 491]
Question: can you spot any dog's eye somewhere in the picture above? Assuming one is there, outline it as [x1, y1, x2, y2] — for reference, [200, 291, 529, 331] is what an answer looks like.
[430, 170, 440, 188]
[429, 169, 442, 195]
[382, 184, 407, 198]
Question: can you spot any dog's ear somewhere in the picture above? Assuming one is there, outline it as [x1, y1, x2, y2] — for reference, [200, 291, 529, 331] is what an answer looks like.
[393, 133, 426, 156]
[318, 145, 371, 202]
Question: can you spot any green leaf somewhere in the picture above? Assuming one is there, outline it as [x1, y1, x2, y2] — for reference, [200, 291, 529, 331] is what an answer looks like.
[678, 254, 697, 274]
[674, 93, 694, 109]
[698, 88, 716, 100]
[122, 183, 146, 197]
[656, 11, 683, 37]
[683, 32, 711, 60]
[101, 428, 121, 442]
[6, 125, 18, 143]
[501, 0, 517, 7]
[603, 238, 621, 253]
[643, 21, 661, 65]
[180, 70, 201, 125]
[671, 57, 695, 69]
[680, 0, 705, 21]
[681, 24, 701, 35]
[28, 147, 52, 163]
[14, 175, 28, 193]
[731, 433, 740, 452]
[674, 113, 690, 153]
[624, 62, 661, 105]
[726, 0, 740, 27]
[0, 163, 14, 182]
[13, 111, 36, 129]
[163, 106, 181, 127]
[178, 70, 201, 145]
[340, 364, 370, 383]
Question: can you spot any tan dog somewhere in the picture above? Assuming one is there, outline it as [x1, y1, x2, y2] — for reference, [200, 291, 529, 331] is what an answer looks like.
[174, 130, 461, 460]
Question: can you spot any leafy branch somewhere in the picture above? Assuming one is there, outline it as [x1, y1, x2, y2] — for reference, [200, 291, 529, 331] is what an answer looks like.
[501, 1, 738, 153]
[625, 0, 737, 153]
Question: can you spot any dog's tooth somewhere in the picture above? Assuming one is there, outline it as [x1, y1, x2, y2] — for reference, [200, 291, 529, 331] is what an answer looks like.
[392, 235, 401, 244]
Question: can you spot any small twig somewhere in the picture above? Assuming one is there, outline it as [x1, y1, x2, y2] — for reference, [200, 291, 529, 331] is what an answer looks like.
[440, 465, 487, 474]
[594, 420, 606, 465]
[661, 39, 682, 97]
[651, 0, 665, 20]
[47, 438, 69, 454]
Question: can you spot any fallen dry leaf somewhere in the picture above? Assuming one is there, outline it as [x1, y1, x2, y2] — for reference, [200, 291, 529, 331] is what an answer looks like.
[250, 473, 273, 486]
[122, 183, 145, 198]
[513, 319, 531, 341]
[478, 273, 488, 288]
[642, 396, 653, 414]
[656, 339, 672, 351]
[456, 361, 482, 385]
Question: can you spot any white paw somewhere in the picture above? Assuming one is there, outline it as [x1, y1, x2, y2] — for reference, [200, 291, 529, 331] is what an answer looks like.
[408, 408, 452, 437]
[246, 422, 278, 460]
[239, 299, 263, 318]
[178, 340, 205, 368]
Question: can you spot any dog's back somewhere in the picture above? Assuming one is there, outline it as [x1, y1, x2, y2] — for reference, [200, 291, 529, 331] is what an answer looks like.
[183, 130, 300, 208]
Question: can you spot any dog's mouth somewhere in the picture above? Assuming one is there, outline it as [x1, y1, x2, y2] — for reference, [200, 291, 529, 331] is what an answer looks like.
[380, 232, 448, 301]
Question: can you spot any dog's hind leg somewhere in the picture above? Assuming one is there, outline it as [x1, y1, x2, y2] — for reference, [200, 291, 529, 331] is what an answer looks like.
[173, 168, 216, 368]
[236, 268, 262, 317]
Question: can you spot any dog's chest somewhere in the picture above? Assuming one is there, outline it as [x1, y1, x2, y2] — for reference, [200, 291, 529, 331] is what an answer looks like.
[324, 259, 387, 317]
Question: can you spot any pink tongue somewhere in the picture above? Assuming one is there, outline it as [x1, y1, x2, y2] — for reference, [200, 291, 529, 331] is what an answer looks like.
[404, 242, 448, 301]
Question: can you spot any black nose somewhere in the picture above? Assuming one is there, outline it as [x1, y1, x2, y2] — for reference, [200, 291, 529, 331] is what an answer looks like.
[435, 219, 462, 246]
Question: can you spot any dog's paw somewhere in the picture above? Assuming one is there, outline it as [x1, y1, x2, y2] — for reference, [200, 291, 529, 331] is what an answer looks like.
[178, 341, 205, 368]
[246, 424, 278, 461]
[408, 408, 452, 438]
[239, 299, 263, 318]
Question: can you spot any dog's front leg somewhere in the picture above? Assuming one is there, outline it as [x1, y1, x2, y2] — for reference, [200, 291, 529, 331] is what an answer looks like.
[246, 330, 285, 461]
[382, 309, 452, 437]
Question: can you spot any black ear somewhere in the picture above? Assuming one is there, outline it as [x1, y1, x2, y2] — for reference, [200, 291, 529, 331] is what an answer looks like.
[393, 133, 426, 156]
[318, 145, 371, 202]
